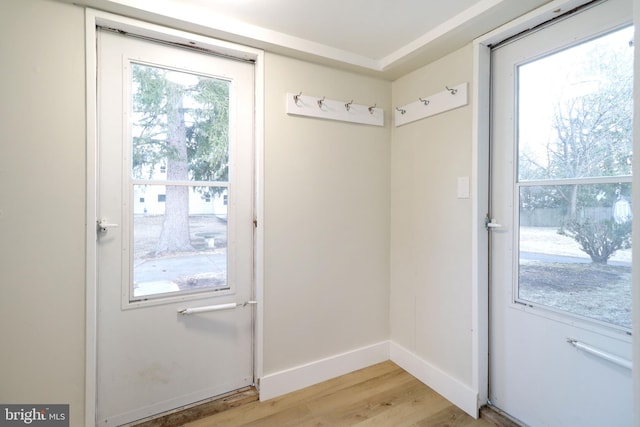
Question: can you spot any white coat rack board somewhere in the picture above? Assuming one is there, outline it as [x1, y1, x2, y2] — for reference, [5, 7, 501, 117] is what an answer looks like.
[285, 92, 384, 126]
[394, 82, 468, 127]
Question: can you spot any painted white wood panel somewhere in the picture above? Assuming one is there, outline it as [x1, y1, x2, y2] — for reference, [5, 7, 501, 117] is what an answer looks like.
[286, 92, 384, 126]
[394, 83, 468, 127]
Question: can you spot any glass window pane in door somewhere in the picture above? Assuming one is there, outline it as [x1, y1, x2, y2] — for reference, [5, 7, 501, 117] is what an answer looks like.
[518, 184, 631, 328]
[518, 27, 633, 181]
[132, 185, 229, 299]
[130, 63, 231, 183]
[516, 26, 633, 329]
[129, 63, 232, 300]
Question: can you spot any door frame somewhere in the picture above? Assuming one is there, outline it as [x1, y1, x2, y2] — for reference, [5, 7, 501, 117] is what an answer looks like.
[471, 0, 639, 418]
[84, 9, 265, 426]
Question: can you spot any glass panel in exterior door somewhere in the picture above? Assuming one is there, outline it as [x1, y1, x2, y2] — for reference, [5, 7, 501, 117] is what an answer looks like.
[133, 185, 229, 298]
[516, 26, 633, 329]
[519, 183, 632, 328]
[130, 63, 231, 300]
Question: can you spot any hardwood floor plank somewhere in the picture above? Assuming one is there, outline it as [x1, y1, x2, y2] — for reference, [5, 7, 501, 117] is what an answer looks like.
[293, 370, 419, 426]
[349, 384, 452, 426]
[236, 403, 313, 427]
[319, 380, 440, 425]
[187, 362, 400, 426]
[303, 367, 414, 415]
[185, 361, 493, 427]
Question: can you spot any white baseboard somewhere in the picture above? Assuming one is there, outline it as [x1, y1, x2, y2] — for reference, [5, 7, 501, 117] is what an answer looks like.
[258, 341, 390, 401]
[258, 340, 479, 418]
[390, 341, 479, 418]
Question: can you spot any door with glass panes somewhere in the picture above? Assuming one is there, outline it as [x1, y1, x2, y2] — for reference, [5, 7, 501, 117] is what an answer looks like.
[489, 0, 633, 425]
[96, 28, 255, 426]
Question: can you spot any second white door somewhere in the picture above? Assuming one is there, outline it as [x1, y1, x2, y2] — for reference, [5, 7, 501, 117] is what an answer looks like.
[96, 29, 255, 426]
[490, 0, 633, 425]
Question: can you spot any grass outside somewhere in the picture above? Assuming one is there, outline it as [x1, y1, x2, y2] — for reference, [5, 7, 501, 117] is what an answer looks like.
[519, 226, 631, 329]
[134, 214, 227, 259]
[132, 215, 228, 295]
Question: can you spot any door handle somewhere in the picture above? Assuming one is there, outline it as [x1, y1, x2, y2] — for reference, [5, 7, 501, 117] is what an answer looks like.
[97, 218, 119, 233]
[567, 338, 632, 370]
[178, 301, 257, 315]
[484, 215, 503, 230]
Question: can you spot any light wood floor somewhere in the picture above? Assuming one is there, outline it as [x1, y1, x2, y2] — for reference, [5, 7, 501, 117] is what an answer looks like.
[185, 361, 495, 427]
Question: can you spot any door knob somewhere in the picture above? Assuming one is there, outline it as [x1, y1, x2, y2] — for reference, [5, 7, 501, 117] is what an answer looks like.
[484, 215, 503, 230]
[97, 218, 119, 233]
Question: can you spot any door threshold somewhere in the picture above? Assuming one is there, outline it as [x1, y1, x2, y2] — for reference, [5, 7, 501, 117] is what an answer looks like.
[126, 387, 259, 427]
[479, 405, 524, 427]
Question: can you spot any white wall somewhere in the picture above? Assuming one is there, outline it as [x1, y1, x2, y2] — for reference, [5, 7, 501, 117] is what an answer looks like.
[0, 0, 86, 425]
[390, 45, 474, 388]
[262, 53, 391, 374]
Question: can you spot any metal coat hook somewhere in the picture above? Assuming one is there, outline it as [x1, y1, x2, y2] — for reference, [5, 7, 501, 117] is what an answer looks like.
[345, 100, 354, 111]
[286, 92, 384, 126]
[392, 82, 467, 127]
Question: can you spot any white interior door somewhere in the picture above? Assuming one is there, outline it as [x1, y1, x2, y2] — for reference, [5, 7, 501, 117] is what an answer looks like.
[490, 0, 633, 425]
[96, 28, 255, 426]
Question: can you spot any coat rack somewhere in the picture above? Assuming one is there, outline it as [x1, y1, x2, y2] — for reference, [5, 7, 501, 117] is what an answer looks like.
[394, 83, 468, 127]
[286, 92, 384, 126]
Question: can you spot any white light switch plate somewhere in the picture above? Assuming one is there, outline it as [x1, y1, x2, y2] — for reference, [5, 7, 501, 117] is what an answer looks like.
[457, 176, 470, 199]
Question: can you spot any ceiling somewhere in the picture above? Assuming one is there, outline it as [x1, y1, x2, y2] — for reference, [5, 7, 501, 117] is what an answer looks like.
[181, 0, 486, 60]
[65, 0, 574, 78]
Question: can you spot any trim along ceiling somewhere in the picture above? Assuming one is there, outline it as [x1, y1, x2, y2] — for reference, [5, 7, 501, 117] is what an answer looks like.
[62, 0, 591, 79]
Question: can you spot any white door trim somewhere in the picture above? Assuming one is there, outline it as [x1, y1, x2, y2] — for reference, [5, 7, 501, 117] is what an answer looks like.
[635, 3, 640, 425]
[84, 9, 265, 426]
[470, 0, 600, 414]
